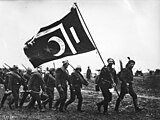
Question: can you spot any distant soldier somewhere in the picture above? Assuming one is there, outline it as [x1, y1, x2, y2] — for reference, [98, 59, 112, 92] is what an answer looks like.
[64, 66, 89, 112]
[86, 66, 91, 81]
[42, 68, 56, 110]
[7, 65, 21, 110]
[0, 69, 12, 109]
[96, 58, 118, 115]
[27, 68, 46, 112]
[19, 68, 32, 108]
[114, 59, 142, 112]
[54, 61, 70, 112]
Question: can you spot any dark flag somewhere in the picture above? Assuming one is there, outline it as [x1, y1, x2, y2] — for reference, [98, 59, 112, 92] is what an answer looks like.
[24, 8, 95, 68]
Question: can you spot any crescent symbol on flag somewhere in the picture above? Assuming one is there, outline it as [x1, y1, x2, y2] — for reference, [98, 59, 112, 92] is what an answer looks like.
[48, 36, 65, 56]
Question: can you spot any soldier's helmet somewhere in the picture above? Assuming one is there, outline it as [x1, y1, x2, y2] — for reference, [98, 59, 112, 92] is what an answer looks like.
[107, 58, 115, 64]
[49, 68, 55, 72]
[75, 65, 82, 72]
[27, 67, 32, 73]
[62, 60, 69, 66]
[10, 65, 18, 71]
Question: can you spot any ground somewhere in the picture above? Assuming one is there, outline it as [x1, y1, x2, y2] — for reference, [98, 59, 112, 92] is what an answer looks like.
[0, 75, 160, 120]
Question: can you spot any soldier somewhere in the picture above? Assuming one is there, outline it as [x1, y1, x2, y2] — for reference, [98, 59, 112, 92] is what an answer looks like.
[42, 68, 55, 110]
[64, 66, 89, 112]
[7, 65, 21, 110]
[96, 58, 118, 115]
[86, 66, 91, 81]
[19, 68, 32, 108]
[27, 68, 46, 112]
[114, 59, 142, 112]
[53, 61, 70, 112]
[0, 69, 12, 109]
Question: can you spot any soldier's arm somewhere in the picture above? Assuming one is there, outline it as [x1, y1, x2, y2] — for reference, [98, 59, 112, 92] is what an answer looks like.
[40, 77, 46, 92]
[70, 73, 76, 90]
[8, 74, 13, 90]
[55, 68, 62, 88]
[28, 75, 34, 90]
[79, 73, 89, 86]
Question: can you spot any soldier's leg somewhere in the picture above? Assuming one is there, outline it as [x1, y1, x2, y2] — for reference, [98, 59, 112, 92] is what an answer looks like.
[59, 88, 67, 112]
[64, 89, 76, 110]
[53, 88, 61, 110]
[77, 89, 83, 112]
[27, 92, 36, 109]
[0, 93, 10, 108]
[42, 88, 50, 108]
[35, 93, 45, 112]
[19, 92, 29, 108]
[129, 85, 142, 112]
[103, 89, 111, 115]
[48, 89, 54, 109]
[114, 89, 126, 112]
[96, 86, 105, 112]
[14, 90, 19, 109]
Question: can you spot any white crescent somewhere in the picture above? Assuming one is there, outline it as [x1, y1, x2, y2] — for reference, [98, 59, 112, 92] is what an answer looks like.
[48, 36, 65, 56]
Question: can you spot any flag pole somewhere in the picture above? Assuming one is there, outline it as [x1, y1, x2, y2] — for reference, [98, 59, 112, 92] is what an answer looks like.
[74, 3, 106, 66]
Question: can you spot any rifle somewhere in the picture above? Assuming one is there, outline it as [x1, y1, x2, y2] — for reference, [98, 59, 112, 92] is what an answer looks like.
[109, 71, 120, 97]
[22, 64, 27, 71]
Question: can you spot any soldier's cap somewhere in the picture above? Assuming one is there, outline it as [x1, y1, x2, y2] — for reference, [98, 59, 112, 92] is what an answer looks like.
[107, 58, 115, 64]
[75, 65, 82, 71]
[10, 65, 18, 71]
[127, 60, 135, 65]
[62, 60, 69, 66]
[49, 68, 55, 72]
[27, 67, 32, 72]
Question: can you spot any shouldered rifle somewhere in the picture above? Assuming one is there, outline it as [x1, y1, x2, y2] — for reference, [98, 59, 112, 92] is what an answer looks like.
[4, 63, 28, 88]
[110, 72, 120, 97]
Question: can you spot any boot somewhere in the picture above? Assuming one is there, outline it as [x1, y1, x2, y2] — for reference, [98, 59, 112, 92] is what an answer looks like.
[114, 98, 121, 113]
[39, 108, 46, 112]
[133, 99, 142, 112]
[64, 104, 68, 111]
[103, 103, 109, 115]
[96, 103, 101, 112]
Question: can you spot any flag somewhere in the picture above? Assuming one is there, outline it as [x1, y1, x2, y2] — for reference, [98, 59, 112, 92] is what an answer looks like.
[24, 8, 95, 68]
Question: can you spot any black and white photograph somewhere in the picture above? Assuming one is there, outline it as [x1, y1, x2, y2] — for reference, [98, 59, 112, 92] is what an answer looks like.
[0, 0, 159, 119]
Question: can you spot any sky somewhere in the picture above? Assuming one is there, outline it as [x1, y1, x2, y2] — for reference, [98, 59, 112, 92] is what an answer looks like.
[0, 0, 159, 73]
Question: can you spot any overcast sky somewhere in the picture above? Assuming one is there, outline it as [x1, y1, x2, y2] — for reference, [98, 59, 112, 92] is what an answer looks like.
[0, 0, 159, 73]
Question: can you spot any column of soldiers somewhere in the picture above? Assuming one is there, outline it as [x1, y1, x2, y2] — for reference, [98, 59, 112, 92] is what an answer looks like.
[0, 58, 142, 115]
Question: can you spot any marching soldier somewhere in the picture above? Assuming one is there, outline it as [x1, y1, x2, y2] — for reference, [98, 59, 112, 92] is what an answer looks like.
[7, 65, 21, 110]
[19, 68, 32, 108]
[64, 66, 89, 112]
[96, 58, 118, 115]
[114, 59, 142, 112]
[43, 68, 56, 110]
[54, 61, 70, 112]
[0, 69, 12, 109]
[27, 68, 46, 112]
[86, 66, 91, 81]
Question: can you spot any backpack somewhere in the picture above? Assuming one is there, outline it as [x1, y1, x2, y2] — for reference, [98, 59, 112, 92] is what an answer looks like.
[117, 68, 125, 81]
[95, 75, 100, 84]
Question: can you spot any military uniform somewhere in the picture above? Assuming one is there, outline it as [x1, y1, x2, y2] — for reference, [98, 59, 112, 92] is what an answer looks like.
[27, 71, 46, 112]
[43, 71, 55, 109]
[19, 71, 32, 108]
[0, 72, 12, 108]
[114, 60, 142, 112]
[8, 71, 21, 109]
[54, 62, 70, 112]
[97, 65, 118, 114]
[64, 67, 88, 112]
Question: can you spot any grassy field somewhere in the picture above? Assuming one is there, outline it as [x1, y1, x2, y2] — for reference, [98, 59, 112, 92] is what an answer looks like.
[0, 76, 159, 120]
